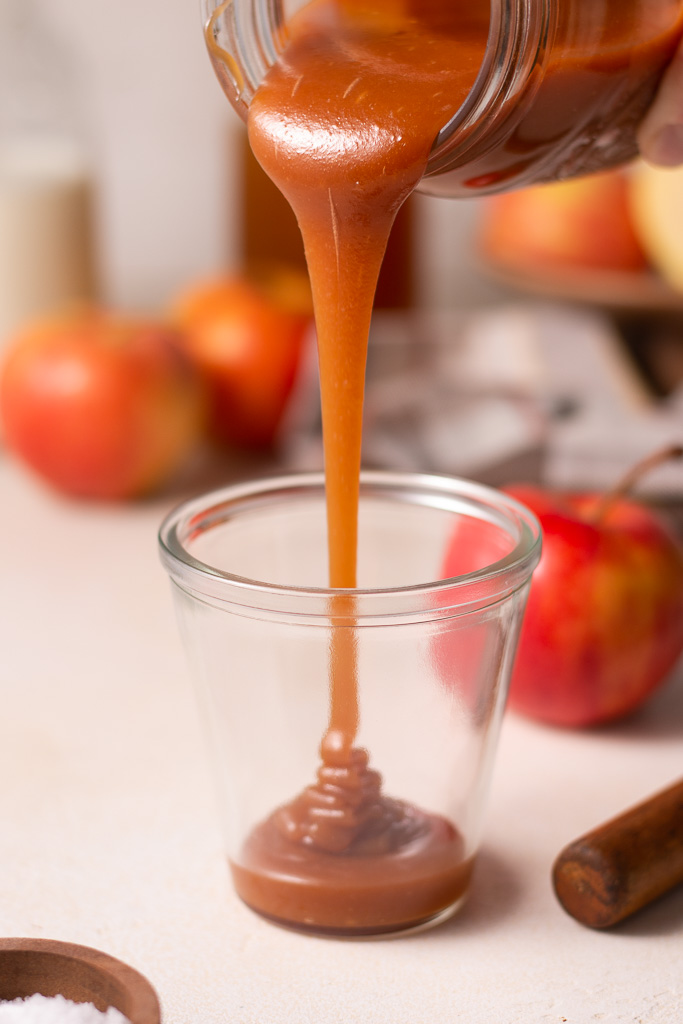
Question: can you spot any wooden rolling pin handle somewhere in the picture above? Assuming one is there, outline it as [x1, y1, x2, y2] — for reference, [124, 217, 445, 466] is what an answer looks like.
[552, 778, 683, 929]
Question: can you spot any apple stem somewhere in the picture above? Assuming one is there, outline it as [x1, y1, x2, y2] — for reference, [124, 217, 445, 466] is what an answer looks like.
[590, 443, 683, 523]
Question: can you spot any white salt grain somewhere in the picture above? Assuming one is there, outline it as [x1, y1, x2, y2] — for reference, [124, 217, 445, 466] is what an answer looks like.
[0, 995, 132, 1024]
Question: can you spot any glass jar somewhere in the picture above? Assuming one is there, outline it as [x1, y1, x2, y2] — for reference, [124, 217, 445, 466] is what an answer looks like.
[160, 470, 541, 937]
[203, 0, 683, 196]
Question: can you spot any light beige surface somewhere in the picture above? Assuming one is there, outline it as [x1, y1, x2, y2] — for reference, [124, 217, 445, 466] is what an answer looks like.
[1, 455, 682, 1024]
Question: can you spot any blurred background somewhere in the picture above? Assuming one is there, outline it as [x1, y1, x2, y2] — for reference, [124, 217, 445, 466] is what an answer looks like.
[2, 0, 490, 313]
[2, 0, 683, 498]
[2, 0, 236, 312]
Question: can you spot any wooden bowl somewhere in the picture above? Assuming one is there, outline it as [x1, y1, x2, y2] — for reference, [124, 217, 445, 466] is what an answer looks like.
[0, 939, 161, 1024]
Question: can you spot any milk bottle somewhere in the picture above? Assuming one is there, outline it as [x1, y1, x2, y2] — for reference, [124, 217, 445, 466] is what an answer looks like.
[0, 0, 97, 351]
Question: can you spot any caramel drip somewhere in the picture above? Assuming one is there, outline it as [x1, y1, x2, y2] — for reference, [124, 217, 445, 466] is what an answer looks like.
[244, 0, 489, 861]
[274, 746, 420, 854]
[271, 590, 419, 856]
[205, 1, 246, 95]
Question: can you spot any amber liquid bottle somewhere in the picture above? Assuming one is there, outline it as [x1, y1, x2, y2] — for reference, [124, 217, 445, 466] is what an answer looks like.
[238, 129, 415, 308]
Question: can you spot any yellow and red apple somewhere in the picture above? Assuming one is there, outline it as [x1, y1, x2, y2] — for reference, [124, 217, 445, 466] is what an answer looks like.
[439, 450, 683, 728]
[502, 480, 683, 727]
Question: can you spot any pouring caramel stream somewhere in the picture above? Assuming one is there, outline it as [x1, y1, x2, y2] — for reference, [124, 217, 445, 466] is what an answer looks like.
[220, 0, 488, 933]
[211, 0, 683, 932]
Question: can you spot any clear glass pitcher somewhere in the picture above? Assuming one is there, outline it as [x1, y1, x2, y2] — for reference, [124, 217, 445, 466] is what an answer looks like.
[203, 0, 683, 196]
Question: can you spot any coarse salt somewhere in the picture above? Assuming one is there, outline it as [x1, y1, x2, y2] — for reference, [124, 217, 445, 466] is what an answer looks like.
[0, 995, 131, 1024]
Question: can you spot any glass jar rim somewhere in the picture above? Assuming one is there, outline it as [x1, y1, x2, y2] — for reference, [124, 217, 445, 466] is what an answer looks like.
[158, 470, 541, 623]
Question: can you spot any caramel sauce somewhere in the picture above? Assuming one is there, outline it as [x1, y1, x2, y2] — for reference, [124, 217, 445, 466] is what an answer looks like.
[216, 0, 488, 934]
[208, 0, 683, 932]
[231, 807, 472, 935]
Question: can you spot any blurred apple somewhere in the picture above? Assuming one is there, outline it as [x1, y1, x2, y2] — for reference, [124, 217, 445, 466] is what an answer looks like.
[170, 267, 313, 450]
[437, 513, 521, 713]
[0, 309, 204, 499]
[503, 458, 683, 727]
[630, 161, 683, 291]
[479, 170, 649, 273]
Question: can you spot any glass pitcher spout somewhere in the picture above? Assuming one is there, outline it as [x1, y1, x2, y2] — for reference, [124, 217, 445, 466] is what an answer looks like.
[203, 0, 286, 117]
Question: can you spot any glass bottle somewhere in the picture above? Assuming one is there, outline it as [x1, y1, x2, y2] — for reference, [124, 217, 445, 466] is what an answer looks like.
[0, 0, 97, 347]
[239, 126, 417, 307]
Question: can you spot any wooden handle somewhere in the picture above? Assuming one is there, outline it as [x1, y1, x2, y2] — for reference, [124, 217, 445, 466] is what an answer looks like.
[552, 778, 683, 928]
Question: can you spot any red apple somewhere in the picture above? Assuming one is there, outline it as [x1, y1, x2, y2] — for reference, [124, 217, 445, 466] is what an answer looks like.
[0, 309, 205, 499]
[479, 170, 649, 273]
[436, 511, 524, 712]
[170, 267, 313, 450]
[502, 463, 683, 727]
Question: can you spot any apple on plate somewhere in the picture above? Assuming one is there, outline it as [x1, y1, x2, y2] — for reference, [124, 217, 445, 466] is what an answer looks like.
[0, 309, 205, 499]
[170, 267, 313, 450]
[502, 449, 683, 727]
[479, 170, 649, 273]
